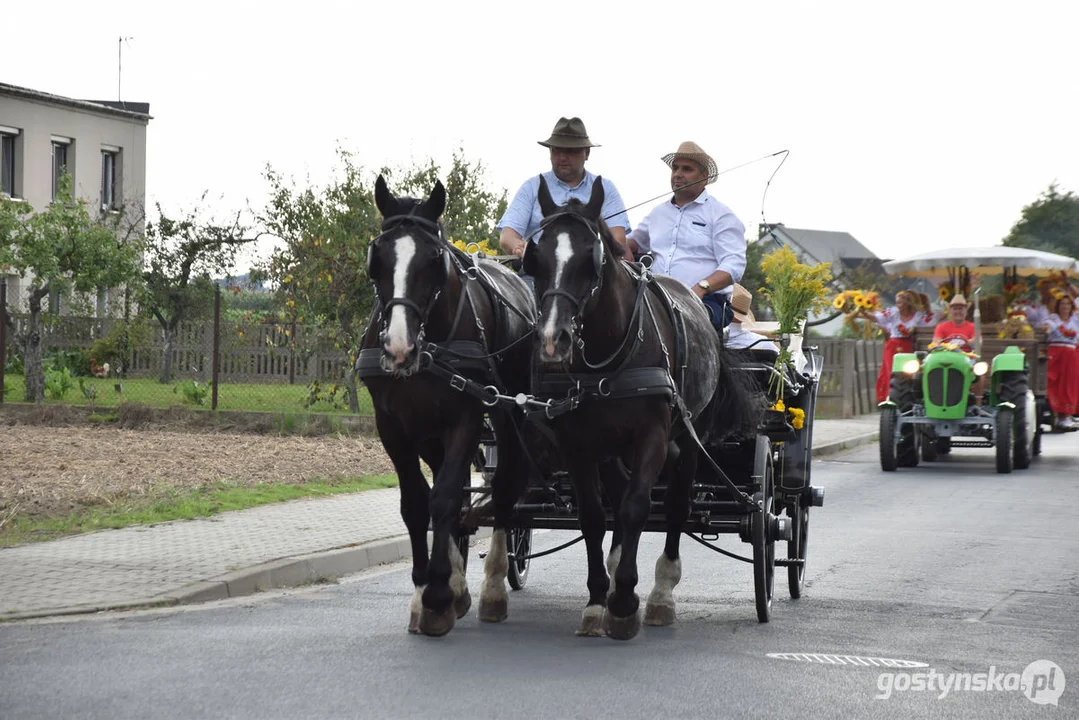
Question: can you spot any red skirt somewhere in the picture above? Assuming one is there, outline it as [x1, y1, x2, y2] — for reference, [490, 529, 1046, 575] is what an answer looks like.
[877, 337, 914, 403]
[1047, 345, 1079, 415]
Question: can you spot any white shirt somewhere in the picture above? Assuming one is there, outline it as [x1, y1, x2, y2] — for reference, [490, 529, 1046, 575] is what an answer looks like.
[871, 307, 934, 339]
[628, 189, 746, 296]
[727, 322, 779, 352]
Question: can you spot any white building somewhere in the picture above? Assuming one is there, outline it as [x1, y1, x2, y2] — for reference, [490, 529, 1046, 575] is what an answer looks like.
[1, 82, 151, 313]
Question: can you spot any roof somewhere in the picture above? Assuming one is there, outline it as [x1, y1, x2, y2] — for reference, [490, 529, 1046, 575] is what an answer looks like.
[759, 224, 878, 266]
[883, 246, 1079, 277]
[0, 82, 152, 122]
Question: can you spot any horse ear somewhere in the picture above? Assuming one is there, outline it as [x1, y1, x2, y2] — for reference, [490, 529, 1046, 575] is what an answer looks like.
[537, 175, 557, 217]
[425, 179, 447, 220]
[585, 176, 605, 219]
[374, 175, 393, 217]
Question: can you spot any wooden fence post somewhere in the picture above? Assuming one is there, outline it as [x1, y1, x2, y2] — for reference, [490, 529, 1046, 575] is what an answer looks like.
[0, 280, 6, 404]
[211, 286, 221, 410]
[841, 339, 855, 418]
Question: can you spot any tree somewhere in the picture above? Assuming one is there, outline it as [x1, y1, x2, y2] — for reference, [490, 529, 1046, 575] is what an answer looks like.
[0, 174, 143, 402]
[254, 151, 383, 412]
[142, 196, 256, 383]
[389, 148, 508, 246]
[1003, 183, 1079, 257]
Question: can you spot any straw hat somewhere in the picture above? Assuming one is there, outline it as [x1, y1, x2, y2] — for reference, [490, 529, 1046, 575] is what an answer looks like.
[730, 283, 756, 324]
[537, 117, 599, 149]
[661, 141, 718, 184]
[949, 294, 968, 307]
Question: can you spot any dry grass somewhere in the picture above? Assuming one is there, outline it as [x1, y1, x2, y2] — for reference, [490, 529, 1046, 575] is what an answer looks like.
[0, 425, 397, 522]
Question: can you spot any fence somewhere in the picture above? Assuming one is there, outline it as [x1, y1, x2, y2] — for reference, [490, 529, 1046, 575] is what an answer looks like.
[1, 281, 883, 419]
[811, 337, 885, 417]
[0, 284, 356, 415]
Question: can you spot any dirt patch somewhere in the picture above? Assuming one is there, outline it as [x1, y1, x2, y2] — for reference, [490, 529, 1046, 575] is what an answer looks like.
[0, 425, 397, 522]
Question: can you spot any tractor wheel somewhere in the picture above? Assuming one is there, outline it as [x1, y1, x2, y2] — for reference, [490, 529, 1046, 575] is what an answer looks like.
[998, 372, 1033, 470]
[996, 408, 1014, 474]
[889, 374, 919, 467]
[880, 406, 898, 472]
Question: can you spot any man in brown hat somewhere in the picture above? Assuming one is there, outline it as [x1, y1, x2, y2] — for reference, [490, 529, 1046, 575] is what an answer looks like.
[627, 140, 747, 330]
[497, 117, 631, 259]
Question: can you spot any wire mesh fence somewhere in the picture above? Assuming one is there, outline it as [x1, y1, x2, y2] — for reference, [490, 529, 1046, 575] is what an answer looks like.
[0, 283, 365, 417]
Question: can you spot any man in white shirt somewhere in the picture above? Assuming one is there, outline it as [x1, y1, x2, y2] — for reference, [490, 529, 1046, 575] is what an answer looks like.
[726, 284, 779, 352]
[628, 141, 747, 329]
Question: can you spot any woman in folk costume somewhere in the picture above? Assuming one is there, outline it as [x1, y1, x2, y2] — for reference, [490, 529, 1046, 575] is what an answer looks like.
[1042, 294, 1079, 431]
[863, 290, 932, 403]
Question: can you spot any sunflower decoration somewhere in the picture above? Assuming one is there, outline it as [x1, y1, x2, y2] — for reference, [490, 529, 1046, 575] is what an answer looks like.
[938, 284, 953, 303]
[1050, 287, 1068, 301]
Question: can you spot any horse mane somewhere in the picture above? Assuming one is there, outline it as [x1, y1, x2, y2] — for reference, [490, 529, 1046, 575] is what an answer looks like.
[560, 197, 625, 260]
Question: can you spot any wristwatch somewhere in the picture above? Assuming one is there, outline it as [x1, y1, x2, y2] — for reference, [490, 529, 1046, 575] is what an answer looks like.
[697, 280, 710, 291]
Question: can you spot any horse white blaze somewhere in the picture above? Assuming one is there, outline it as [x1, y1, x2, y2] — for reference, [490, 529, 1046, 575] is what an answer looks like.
[385, 236, 416, 361]
[541, 233, 574, 357]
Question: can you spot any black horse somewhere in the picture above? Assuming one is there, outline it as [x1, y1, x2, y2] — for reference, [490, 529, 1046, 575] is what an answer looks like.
[521, 176, 759, 639]
[359, 176, 536, 636]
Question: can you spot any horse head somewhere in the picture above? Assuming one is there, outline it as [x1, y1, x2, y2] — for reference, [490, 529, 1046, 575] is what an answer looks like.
[522, 175, 624, 364]
[369, 174, 448, 375]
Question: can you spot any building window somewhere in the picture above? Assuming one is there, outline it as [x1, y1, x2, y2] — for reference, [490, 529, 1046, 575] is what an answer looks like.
[52, 137, 73, 201]
[1, 128, 17, 197]
[101, 148, 121, 210]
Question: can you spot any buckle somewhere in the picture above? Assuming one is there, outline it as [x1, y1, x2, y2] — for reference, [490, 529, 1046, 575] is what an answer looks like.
[450, 374, 467, 392]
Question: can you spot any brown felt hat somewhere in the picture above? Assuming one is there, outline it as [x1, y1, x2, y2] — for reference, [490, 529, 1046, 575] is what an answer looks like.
[537, 117, 599, 149]
[662, 141, 718, 184]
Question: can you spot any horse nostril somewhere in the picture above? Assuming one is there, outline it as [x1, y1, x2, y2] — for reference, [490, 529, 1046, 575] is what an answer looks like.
[555, 329, 573, 351]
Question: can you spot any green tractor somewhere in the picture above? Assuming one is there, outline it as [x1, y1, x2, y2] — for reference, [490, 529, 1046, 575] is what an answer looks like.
[879, 342, 1037, 473]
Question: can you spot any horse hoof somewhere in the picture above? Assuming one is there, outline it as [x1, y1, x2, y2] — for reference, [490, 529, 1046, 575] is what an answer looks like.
[576, 605, 605, 637]
[419, 606, 456, 637]
[478, 596, 508, 623]
[454, 588, 473, 619]
[603, 608, 641, 640]
[644, 602, 676, 627]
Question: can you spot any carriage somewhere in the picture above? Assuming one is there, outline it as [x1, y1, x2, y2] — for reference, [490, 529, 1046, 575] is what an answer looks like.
[461, 327, 825, 623]
[358, 175, 827, 638]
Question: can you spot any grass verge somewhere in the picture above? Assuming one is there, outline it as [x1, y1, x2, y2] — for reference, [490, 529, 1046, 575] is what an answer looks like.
[0, 475, 398, 548]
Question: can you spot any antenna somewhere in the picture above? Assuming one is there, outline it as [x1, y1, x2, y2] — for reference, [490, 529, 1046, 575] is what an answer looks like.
[118, 36, 134, 102]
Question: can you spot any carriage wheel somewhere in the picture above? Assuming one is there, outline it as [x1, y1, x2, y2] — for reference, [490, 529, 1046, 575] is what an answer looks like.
[507, 526, 532, 590]
[752, 436, 776, 623]
[787, 499, 809, 599]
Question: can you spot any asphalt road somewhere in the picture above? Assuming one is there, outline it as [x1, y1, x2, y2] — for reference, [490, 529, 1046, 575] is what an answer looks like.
[2, 436, 1077, 719]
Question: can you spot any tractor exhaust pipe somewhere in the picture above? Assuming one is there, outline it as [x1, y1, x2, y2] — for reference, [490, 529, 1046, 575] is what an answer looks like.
[973, 287, 982, 359]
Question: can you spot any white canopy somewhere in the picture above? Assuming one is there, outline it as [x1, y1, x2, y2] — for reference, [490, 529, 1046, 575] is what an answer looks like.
[883, 246, 1079, 277]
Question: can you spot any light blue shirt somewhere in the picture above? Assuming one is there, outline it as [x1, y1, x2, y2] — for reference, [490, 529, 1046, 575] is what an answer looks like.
[497, 170, 631, 242]
[628, 190, 746, 297]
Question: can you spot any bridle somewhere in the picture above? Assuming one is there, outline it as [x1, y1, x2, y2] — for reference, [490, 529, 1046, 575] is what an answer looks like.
[367, 211, 451, 348]
[534, 211, 607, 331]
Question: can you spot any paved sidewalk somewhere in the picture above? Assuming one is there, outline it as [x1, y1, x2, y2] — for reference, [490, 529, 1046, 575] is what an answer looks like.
[0, 415, 879, 621]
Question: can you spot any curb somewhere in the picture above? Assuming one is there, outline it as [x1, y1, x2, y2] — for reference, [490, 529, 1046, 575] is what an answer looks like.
[0, 529, 492, 622]
[811, 430, 878, 459]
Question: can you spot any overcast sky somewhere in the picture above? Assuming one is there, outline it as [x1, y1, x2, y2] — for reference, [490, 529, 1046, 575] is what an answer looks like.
[6, 1, 1078, 270]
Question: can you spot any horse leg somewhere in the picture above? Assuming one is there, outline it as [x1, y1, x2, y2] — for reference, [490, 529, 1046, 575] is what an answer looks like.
[569, 458, 610, 637]
[645, 441, 698, 627]
[605, 424, 669, 640]
[599, 459, 627, 593]
[479, 411, 528, 623]
[378, 423, 431, 634]
[419, 417, 481, 637]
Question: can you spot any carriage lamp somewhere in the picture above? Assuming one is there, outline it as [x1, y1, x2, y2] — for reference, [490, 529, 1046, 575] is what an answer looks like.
[973, 361, 989, 376]
[902, 359, 920, 374]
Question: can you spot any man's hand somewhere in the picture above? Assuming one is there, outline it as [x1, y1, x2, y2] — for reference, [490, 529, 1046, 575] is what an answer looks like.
[693, 283, 708, 299]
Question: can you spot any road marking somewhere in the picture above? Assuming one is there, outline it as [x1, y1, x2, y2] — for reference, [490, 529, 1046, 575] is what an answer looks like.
[767, 653, 929, 668]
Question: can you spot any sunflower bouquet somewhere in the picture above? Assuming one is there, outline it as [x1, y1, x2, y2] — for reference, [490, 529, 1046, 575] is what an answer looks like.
[759, 246, 833, 397]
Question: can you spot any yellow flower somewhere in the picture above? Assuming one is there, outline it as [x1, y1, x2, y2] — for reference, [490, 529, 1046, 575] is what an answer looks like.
[938, 285, 952, 301]
[833, 294, 846, 309]
[789, 407, 805, 430]
[771, 399, 786, 412]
